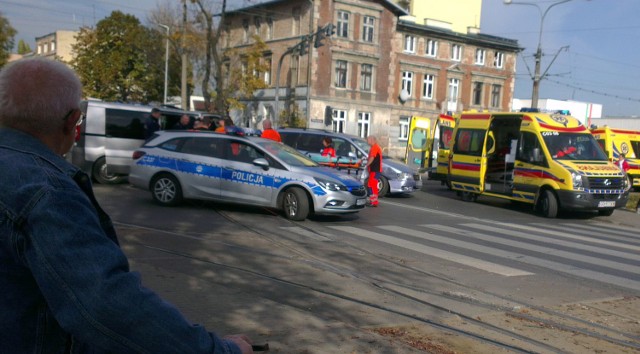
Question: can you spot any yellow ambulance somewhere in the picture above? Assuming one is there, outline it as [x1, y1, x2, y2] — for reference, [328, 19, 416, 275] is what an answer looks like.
[448, 111, 630, 217]
[590, 125, 639, 190]
[427, 114, 456, 185]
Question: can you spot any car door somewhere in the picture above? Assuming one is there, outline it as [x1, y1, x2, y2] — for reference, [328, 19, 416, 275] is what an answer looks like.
[218, 139, 275, 206]
[175, 136, 223, 199]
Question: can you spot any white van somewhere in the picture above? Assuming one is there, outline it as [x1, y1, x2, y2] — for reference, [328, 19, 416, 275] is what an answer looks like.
[71, 101, 211, 184]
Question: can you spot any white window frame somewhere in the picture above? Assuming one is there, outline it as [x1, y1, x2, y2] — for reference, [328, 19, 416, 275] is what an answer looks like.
[357, 112, 371, 138]
[448, 78, 460, 109]
[426, 39, 438, 57]
[404, 34, 416, 53]
[332, 109, 347, 133]
[337, 11, 349, 38]
[335, 60, 348, 88]
[451, 44, 462, 62]
[494, 51, 505, 68]
[472, 81, 483, 106]
[360, 63, 373, 91]
[399, 116, 410, 141]
[266, 17, 273, 40]
[475, 48, 485, 65]
[491, 84, 502, 108]
[401, 71, 413, 97]
[362, 16, 375, 42]
[422, 74, 434, 100]
[264, 57, 272, 85]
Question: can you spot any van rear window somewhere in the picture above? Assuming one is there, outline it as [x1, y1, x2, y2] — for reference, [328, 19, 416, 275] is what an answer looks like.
[454, 129, 485, 156]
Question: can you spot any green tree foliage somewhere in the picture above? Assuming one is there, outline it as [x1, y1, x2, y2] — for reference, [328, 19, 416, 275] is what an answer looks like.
[17, 39, 31, 54]
[71, 11, 164, 102]
[224, 36, 268, 115]
[0, 12, 17, 68]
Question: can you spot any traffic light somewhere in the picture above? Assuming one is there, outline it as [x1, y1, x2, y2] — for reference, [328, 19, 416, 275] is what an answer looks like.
[325, 23, 335, 37]
[314, 26, 326, 48]
[296, 37, 309, 56]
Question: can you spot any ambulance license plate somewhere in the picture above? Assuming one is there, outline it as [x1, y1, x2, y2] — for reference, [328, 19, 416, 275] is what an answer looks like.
[598, 201, 615, 208]
[356, 198, 367, 206]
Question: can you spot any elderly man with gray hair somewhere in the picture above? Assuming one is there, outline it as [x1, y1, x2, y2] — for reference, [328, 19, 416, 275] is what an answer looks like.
[260, 118, 281, 142]
[0, 58, 254, 353]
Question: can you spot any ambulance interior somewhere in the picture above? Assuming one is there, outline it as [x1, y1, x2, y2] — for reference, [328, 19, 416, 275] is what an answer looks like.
[485, 118, 521, 191]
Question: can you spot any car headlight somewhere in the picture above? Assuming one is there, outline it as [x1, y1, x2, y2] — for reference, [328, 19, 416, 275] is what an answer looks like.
[315, 177, 348, 191]
[396, 172, 412, 180]
[571, 172, 585, 189]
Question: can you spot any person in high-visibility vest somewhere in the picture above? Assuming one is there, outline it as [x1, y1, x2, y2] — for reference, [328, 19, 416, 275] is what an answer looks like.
[365, 135, 382, 207]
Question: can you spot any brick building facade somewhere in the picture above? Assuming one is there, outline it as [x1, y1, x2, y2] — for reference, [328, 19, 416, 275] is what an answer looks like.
[222, 0, 520, 158]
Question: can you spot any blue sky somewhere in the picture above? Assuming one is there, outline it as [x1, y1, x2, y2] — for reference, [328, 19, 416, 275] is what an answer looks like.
[2, 0, 640, 116]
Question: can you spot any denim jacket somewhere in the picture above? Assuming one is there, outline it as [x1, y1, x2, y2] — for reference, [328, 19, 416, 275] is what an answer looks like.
[0, 128, 240, 354]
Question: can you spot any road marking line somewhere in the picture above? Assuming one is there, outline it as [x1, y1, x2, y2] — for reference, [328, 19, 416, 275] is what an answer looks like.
[484, 223, 640, 253]
[329, 226, 533, 277]
[429, 224, 640, 272]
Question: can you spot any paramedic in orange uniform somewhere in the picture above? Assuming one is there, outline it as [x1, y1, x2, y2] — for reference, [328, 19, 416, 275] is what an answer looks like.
[260, 119, 281, 142]
[365, 135, 382, 207]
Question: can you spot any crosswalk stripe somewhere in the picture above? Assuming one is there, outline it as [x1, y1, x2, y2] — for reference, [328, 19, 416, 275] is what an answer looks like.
[329, 225, 533, 277]
[428, 224, 640, 273]
[459, 223, 640, 261]
[382, 225, 640, 292]
[552, 222, 640, 239]
[482, 222, 640, 252]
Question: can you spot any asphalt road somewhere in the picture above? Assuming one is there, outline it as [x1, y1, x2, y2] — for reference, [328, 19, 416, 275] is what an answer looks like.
[94, 180, 640, 353]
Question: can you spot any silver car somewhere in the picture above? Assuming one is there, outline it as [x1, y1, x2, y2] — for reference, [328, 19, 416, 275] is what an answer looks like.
[278, 129, 422, 196]
[129, 131, 367, 220]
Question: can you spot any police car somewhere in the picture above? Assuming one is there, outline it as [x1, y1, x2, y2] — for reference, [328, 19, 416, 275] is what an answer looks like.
[128, 130, 367, 220]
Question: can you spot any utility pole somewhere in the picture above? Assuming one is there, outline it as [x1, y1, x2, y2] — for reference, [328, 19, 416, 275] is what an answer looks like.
[157, 24, 170, 105]
[181, 0, 188, 110]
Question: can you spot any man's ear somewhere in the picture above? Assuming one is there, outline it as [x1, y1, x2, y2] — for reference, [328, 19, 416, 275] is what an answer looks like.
[62, 109, 80, 135]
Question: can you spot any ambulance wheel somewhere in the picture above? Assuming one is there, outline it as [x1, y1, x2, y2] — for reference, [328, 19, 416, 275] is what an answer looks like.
[282, 187, 309, 221]
[461, 191, 477, 202]
[539, 190, 558, 218]
[598, 209, 614, 216]
[377, 175, 389, 197]
[151, 173, 183, 206]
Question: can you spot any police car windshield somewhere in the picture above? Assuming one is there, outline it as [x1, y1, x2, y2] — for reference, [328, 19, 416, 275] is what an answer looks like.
[542, 132, 608, 161]
[256, 140, 318, 167]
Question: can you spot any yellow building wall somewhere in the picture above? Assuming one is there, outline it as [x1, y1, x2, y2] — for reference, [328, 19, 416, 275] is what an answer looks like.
[407, 0, 482, 34]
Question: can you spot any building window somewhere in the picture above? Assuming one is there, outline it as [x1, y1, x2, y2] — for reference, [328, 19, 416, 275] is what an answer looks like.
[264, 57, 272, 85]
[491, 84, 502, 108]
[335, 60, 348, 88]
[451, 44, 462, 62]
[266, 16, 273, 40]
[51, 41, 56, 52]
[332, 109, 347, 133]
[37, 44, 42, 54]
[422, 74, 434, 100]
[426, 39, 438, 57]
[404, 34, 416, 53]
[292, 7, 301, 35]
[472, 82, 483, 106]
[360, 64, 372, 91]
[475, 49, 485, 65]
[448, 78, 460, 111]
[401, 71, 413, 97]
[254, 17, 262, 37]
[242, 19, 249, 43]
[494, 51, 504, 68]
[357, 112, 371, 138]
[399, 116, 410, 141]
[337, 11, 349, 38]
[362, 16, 375, 42]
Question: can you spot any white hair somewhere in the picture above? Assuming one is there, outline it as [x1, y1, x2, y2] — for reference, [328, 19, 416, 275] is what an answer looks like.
[0, 58, 82, 134]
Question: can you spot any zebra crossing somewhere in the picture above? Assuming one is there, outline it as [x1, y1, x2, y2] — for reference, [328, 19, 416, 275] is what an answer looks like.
[281, 221, 640, 292]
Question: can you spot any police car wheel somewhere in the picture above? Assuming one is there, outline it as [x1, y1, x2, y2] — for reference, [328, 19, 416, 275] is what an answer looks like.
[539, 189, 558, 218]
[282, 187, 309, 221]
[151, 173, 183, 206]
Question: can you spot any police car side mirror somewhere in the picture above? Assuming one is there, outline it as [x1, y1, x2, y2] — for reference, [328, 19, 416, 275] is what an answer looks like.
[253, 158, 270, 170]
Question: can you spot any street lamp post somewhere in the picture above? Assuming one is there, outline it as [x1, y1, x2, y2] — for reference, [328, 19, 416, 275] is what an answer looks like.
[504, 0, 576, 109]
[157, 24, 170, 105]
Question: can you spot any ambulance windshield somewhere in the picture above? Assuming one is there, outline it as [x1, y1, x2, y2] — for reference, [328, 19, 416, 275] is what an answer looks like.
[543, 133, 608, 161]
